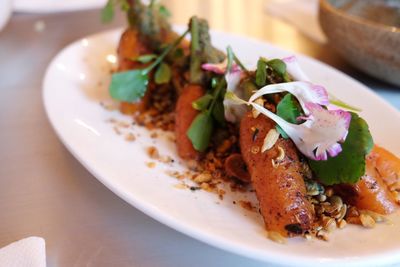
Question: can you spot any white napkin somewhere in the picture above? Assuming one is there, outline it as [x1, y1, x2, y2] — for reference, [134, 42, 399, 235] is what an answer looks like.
[0, 237, 46, 267]
[265, 0, 327, 43]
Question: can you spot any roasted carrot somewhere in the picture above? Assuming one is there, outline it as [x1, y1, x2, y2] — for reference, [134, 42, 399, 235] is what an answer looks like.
[175, 85, 205, 160]
[335, 157, 398, 214]
[116, 28, 154, 113]
[240, 112, 314, 236]
[368, 145, 400, 187]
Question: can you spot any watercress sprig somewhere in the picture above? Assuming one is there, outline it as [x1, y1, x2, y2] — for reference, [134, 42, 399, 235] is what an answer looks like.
[109, 29, 189, 102]
[187, 78, 227, 152]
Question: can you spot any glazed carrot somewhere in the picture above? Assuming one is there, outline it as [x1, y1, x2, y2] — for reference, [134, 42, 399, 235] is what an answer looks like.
[116, 28, 154, 113]
[240, 112, 314, 237]
[368, 145, 400, 187]
[117, 28, 153, 72]
[175, 84, 205, 160]
[335, 159, 398, 214]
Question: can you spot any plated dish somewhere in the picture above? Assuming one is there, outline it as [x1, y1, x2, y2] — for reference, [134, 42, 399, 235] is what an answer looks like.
[43, 2, 400, 266]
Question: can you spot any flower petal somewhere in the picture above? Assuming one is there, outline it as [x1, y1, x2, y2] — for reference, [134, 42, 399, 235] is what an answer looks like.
[250, 99, 351, 161]
[202, 60, 240, 74]
[249, 81, 329, 114]
[223, 71, 246, 123]
[282, 56, 310, 81]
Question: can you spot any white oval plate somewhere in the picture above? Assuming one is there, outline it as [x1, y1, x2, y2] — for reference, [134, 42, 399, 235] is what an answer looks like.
[43, 28, 400, 267]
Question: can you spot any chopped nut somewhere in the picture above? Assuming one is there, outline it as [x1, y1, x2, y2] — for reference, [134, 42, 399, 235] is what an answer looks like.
[174, 183, 187, 189]
[125, 133, 136, 141]
[147, 146, 160, 159]
[360, 213, 376, 228]
[200, 182, 212, 192]
[361, 210, 386, 223]
[146, 162, 156, 168]
[194, 173, 212, 184]
[239, 201, 254, 211]
[267, 231, 287, 244]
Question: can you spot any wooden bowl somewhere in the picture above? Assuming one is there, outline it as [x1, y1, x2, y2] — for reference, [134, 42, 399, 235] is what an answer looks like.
[319, 0, 400, 87]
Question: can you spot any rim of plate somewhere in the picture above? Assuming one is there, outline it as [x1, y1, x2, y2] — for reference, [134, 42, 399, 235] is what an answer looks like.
[43, 27, 400, 267]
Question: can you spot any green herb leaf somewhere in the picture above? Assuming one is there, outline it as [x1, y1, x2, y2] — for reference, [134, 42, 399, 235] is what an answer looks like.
[255, 58, 267, 87]
[154, 63, 172, 84]
[192, 94, 213, 111]
[101, 0, 114, 23]
[267, 59, 286, 76]
[109, 70, 149, 102]
[308, 112, 374, 185]
[329, 93, 362, 112]
[276, 94, 302, 138]
[187, 112, 214, 152]
[212, 100, 225, 124]
[226, 46, 234, 73]
[159, 5, 171, 17]
[134, 54, 157, 63]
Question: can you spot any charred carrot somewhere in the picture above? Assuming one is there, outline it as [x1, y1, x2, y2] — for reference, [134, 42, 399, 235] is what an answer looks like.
[240, 112, 314, 236]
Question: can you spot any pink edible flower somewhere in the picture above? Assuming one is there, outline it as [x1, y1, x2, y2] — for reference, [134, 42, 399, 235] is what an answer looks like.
[223, 69, 246, 123]
[202, 60, 240, 74]
[282, 56, 310, 81]
[249, 81, 329, 114]
[250, 101, 351, 161]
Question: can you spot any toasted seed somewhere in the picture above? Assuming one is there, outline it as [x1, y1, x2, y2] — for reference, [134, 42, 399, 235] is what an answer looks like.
[334, 204, 347, 220]
[317, 230, 329, 241]
[330, 195, 343, 209]
[361, 210, 386, 223]
[360, 214, 376, 228]
[337, 219, 347, 229]
[261, 129, 280, 152]
[194, 173, 212, 183]
[267, 231, 287, 244]
[322, 216, 336, 232]
[252, 98, 265, 118]
[317, 194, 327, 202]
[325, 188, 334, 197]
[276, 146, 285, 161]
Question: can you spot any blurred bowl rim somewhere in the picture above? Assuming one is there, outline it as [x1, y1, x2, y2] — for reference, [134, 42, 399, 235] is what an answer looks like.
[319, 0, 400, 34]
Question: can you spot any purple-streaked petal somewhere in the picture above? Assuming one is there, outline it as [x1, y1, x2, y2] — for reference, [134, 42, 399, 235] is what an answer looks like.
[202, 60, 240, 74]
[223, 70, 246, 123]
[282, 55, 310, 81]
[327, 143, 343, 157]
[202, 62, 226, 74]
[249, 81, 329, 114]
